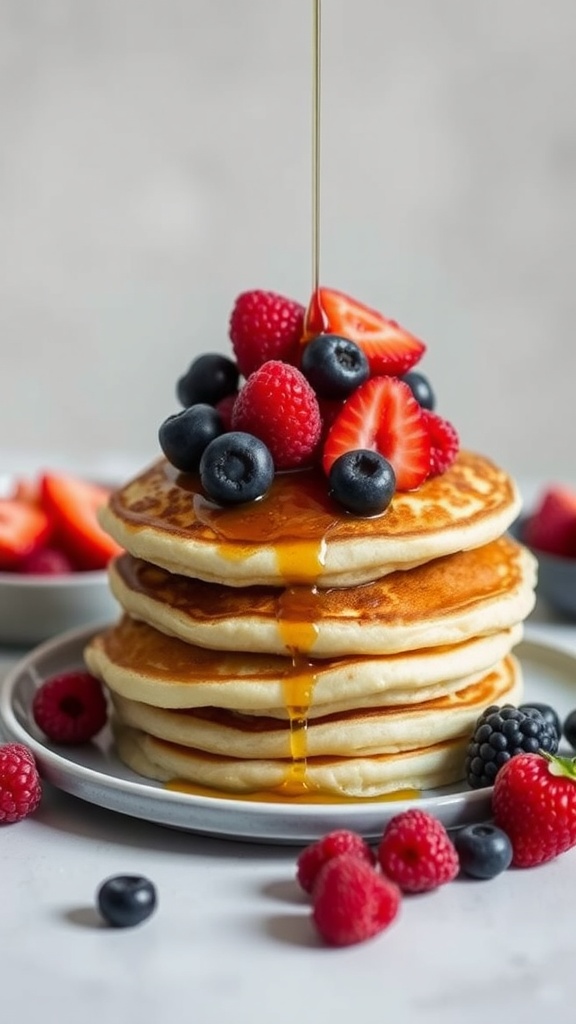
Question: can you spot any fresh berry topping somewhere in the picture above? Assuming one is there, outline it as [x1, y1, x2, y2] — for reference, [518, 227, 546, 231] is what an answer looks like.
[453, 823, 513, 879]
[32, 671, 108, 744]
[328, 450, 396, 516]
[176, 353, 239, 408]
[231, 361, 322, 470]
[18, 546, 75, 575]
[422, 410, 459, 477]
[0, 499, 51, 570]
[40, 473, 122, 572]
[296, 829, 375, 894]
[199, 431, 275, 505]
[322, 377, 430, 491]
[300, 334, 369, 399]
[378, 809, 459, 893]
[214, 393, 238, 432]
[523, 487, 576, 557]
[464, 704, 559, 789]
[311, 853, 401, 947]
[304, 288, 426, 376]
[97, 875, 157, 928]
[518, 702, 562, 741]
[0, 743, 42, 823]
[159, 404, 224, 473]
[564, 709, 576, 750]
[229, 290, 305, 378]
[400, 371, 436, 411]
[492, 751, 576, 867]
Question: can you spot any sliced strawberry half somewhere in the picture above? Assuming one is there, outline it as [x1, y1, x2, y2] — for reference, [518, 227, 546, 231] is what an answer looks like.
[524, 487, 576, 558]
[322, 377, 431, 491]
[0, 499, 51, 569]
[40, 473, 122, 571]
[304, 288, 426, 376]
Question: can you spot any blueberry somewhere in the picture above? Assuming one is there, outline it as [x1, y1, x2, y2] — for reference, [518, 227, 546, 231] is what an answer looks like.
[401, 371, 436, 411]
[97, 875, 157, 928]
[177, 353, 239, 408]
[199, 431, 274, 505]
[519, 702, 561, 741]
[454, 823, 513, 880]
[159, 404, 224, 472]
[563, 709, 576, 750]
[301, 335, 369, 399]
[328, 449, 396, 516]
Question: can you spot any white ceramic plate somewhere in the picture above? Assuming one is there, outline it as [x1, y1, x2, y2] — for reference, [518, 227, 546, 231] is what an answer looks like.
[1, 626, 575, 845]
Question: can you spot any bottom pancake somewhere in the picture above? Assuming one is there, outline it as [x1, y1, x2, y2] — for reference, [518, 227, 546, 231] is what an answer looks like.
[114, 723, 472, 799]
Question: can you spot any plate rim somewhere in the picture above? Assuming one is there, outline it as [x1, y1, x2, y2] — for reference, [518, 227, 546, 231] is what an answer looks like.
[0, 624, 573, 843]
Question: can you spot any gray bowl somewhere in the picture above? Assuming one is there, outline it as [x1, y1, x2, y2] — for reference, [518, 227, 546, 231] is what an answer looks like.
[509, 515, 576, 619]
[0, 568, 119, 648]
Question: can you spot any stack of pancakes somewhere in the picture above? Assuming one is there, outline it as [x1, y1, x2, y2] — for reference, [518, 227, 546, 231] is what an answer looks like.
[85, 450, 537, 800]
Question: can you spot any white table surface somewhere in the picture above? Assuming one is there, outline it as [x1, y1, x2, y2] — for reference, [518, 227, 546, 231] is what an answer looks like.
[1, 601, 575, 1024]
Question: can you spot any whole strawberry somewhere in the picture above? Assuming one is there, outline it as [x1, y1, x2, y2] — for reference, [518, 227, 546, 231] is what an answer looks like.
[229, 290, 305, 378]
[492, 751, 576, 867]
[0, 743, 42, 823]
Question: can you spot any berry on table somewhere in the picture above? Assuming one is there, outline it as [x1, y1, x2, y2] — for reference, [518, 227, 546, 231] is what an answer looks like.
[377, 809, 459, 893]
[97, 874, 157, 928]
[304, 287, 426, 376]
[453, 823, 513, 879]
[231, 360, 322, 470]
[0, 743, 42, 823]
[199, 431, 275, 505]
[422, 410, 459, 477]
[229, 290, 305, 378]
[296, 829, 375, 894]
[176, 353, 239, 409]
[322, 376, 430, 491]
[311, 853, 401, 947]
[159, 404, 224, 473]
[300, 334, 369, 399]
[400, 370, 436, 411]
[492, 751, 576, 867]
[464, 704, 559, 789]
[328, 449, 396, 516]
[32, 671, 108, 744]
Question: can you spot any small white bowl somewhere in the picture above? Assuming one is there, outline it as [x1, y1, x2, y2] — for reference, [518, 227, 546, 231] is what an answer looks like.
[0, 568, 119, 648]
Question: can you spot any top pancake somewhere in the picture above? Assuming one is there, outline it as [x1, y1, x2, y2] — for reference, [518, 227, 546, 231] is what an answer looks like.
[100, 450, 521, 588]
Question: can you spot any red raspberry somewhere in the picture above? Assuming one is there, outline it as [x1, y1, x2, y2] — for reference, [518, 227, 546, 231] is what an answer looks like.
[422, 410, 459, 476]
[231, 360, 322, 470]
[214, 392, 238, 432]
[0, 743, 42, 823]
[377, 809, 459, 893]
[229, 290, 305, 378]
[296, 829, 375, 893]
[32, 670, 108, 744]
[312, 853, 401, 947]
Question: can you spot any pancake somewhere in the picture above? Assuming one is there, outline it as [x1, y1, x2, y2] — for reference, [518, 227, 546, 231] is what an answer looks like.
[113, 724, 472, 798]
[99, 450, 521, 588]
[107, 536, 536, 658]
[110, 654, 522, 758]
[85, 614, 523, 713]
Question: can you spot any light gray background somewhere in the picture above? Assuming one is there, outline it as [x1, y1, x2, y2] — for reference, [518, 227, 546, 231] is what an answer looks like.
[1, 0, 575, 483]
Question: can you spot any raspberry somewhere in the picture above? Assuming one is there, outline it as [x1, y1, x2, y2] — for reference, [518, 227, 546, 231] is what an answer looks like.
[229, 290, 305, 378]
[311, 853, 401, 947]
[0, 743, 42, 823]
[296, 829, 375, 893]
[377, 809, 459, 893]
[214, 393, 238, 432]
[32, 670, 108, 744]
[422, 410, 459, 476]
[231, 360, 322, 470]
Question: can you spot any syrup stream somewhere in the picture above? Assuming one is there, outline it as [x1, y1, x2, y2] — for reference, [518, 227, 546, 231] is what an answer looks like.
[312, 0, 321, 293]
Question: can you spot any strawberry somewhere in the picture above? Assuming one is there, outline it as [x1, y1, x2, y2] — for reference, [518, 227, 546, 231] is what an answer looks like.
[322, 377, 431, 491]
[229, 290, 305, 378]
[492, 751, 576, 868]
[40, 473, 122, 571]
[0, 499, 51, 569]
[303, 288, 426, 376]
[523, 487, 576, 558]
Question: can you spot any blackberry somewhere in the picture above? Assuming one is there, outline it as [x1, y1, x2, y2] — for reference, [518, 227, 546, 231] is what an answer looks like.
[464, 703, 559, 789]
